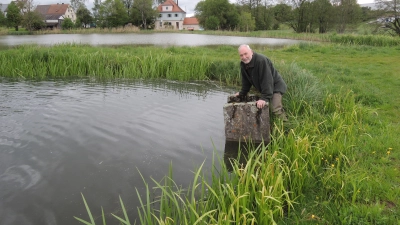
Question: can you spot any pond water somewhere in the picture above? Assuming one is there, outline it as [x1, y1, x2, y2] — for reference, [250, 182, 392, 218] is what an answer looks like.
[0, 33, 291, 224]
[0, 79, 247, 224]
[0, 33, 302, 47]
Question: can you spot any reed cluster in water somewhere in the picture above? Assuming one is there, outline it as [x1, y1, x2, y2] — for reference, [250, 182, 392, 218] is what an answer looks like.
[0, 44, 241, 85]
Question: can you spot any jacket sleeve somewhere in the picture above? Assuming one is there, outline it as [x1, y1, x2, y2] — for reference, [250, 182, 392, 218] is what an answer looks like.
[258, 59, 274, 101]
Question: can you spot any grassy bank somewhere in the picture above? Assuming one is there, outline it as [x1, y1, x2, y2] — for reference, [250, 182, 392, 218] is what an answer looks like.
[1, 43, 398, 224]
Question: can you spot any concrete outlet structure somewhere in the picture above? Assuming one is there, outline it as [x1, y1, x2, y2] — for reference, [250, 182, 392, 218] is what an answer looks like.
[223, 95, 270, 143]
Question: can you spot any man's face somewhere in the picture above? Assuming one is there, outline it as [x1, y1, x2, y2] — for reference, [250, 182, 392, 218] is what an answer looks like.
[239, 46, 253, 64]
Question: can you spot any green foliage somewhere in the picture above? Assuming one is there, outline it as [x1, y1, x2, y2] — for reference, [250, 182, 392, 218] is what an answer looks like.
[76, 5, 93, 28]
[98, 0, 129, 28]
[238, 11, 255, 32]
[22, 11, 46, 31]
[0, 10, 6, 27]
[204, 16, 219, 30]
[334, 0, 362, 33]
[6, 2, 22, 31]
[130, 0, 156, 29]
[195, 0, 239, 30]
[62, 18, 75, 30]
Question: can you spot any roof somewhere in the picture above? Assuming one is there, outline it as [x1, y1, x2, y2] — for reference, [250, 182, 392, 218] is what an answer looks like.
[35, 3, 70, 17]
[183, 17, 199, 25]
[157, 0, 185, 13]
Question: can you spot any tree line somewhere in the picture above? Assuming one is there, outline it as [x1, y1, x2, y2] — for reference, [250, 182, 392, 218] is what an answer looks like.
[0, 0, 398, 35]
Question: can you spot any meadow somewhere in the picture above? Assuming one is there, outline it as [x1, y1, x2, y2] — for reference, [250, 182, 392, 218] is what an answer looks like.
[0, 42, 399, 224]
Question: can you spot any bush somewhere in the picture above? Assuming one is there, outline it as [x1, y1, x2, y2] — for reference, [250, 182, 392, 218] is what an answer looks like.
[62, 18, 74, 30]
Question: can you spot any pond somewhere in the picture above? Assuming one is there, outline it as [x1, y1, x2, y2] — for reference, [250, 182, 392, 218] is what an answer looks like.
[0, 33, 302, 47]
[0, 33, 294, 224]
[0, 78, 248, 224]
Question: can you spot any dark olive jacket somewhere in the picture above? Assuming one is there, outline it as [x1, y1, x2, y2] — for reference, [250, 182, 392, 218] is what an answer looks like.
[239, 52, 287, 101]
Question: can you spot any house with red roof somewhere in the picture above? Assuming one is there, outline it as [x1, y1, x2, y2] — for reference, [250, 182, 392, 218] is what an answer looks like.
[183, 17, 200, 31]
[35, 3, 76, 29]
[155, 0, 201, 30]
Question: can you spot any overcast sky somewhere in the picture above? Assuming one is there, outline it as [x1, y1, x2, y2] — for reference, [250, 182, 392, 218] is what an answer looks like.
[0, 0, 375, 16]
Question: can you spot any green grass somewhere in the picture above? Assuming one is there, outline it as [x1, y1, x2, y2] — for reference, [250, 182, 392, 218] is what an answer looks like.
[0, 43, 398, 224]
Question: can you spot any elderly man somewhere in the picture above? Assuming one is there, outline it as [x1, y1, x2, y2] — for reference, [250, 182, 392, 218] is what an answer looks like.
[235, 44, 288, 121]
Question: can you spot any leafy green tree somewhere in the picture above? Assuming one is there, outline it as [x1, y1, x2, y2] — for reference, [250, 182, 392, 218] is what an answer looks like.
[6, 2, 22, 31]
[290, 0, 313, 33]
[205, 15, 219, 30]
[238, 11, 256, 31]
[271, 3, 292, 30]
[273, 3, 292, 23]
[0, 10, 6, 27]
[123, 0, 134, 17]
[131, 0, 156, 29]
[312, 0, 333, 33]
[253, 4, 274, 30]
[195, 0, 239, 30]
[334, 0, 361, 33]
[22, 11, 45, 31]
[92, 0, 101, 24]
[76, 5, 93, 27]
[98, 0, 129, 28]
[62, 17, 75, 29]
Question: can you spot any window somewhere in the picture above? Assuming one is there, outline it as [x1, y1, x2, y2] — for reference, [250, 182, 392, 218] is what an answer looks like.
[175, 14, 178, 17]
[166, 7, 168, 10]
[159, 14, 162, 18]
[168, 14, 171, 17]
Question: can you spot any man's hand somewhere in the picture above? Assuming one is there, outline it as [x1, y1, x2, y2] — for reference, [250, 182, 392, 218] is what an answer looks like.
[256, 100, 267, 109]
[235, 92, 240, 97]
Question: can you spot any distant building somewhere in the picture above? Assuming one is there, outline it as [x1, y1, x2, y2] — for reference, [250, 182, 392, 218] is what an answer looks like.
[0, 4, 9, 17]
[155, 0, 201, 30]
[183, 17, 200, 31]
[35, 3, 76, 29]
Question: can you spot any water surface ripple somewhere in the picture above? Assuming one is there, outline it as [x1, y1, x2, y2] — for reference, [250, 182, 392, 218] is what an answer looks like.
[0, 79, 233, 225]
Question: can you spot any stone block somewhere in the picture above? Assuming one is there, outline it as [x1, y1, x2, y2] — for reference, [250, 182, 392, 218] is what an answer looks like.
[223, 95, 270, 143]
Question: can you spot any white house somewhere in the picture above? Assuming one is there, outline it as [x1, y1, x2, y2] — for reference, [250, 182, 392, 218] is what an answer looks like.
[155, 0, 186, 30]
[35, 3, 76, 29]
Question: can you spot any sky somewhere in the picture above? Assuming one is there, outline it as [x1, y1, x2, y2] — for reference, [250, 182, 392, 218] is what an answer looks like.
[0, 0, 375, 16]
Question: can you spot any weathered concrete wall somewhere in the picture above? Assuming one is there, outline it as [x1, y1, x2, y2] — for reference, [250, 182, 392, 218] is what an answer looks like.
[223, 95, 270, 143]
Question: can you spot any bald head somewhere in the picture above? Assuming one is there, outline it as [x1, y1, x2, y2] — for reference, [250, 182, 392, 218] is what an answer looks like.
[238, 44, 253, 64]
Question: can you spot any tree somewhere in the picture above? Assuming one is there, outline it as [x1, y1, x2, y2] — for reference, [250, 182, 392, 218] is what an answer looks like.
[0, 10, 6, 27]
[205, 15, 220, 30]
[289, 0, 314, 33]
[22, 10, 45, 31]
[376, 0, 400, 36]
[92, 0, 101, 24]
[123, 0, 134, 17]
[6, 2, 22, 31]
[334, 0, 361, 33]
[76, 4, 93, 27]
[62, 18, 74, 29]
[273, 3, 292, 23]
[98, 0, 129, 28]
[70, 0, 88, 12]
[131, 0, 156, 29]
[195, 0, 239, 30]
[312, 0, 334, 33]
[238, 11, 256, 31]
